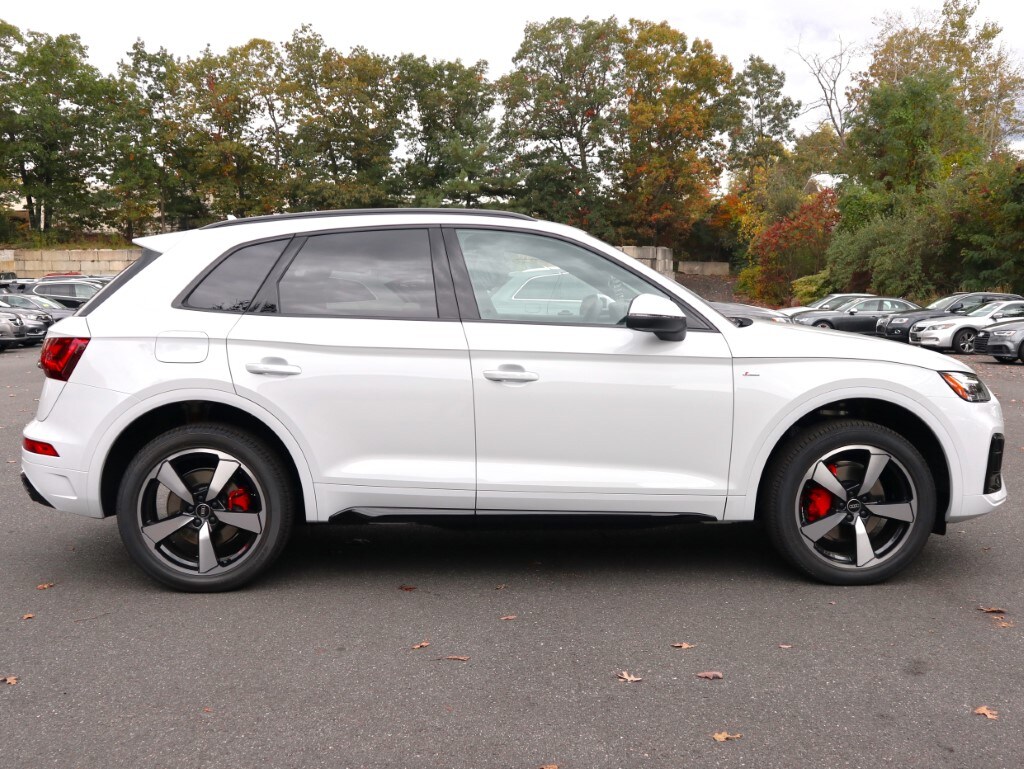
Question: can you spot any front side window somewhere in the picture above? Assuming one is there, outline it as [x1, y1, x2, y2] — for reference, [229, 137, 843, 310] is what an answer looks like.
[186, 239, 287, 312]
[277, 229, 436, 319]
[455, 229, 669, 325]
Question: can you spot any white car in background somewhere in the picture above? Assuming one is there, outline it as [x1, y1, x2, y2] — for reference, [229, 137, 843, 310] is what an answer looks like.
[20, 209, 1006, 591]
[910, 300, 1024, 354]
[777, 293, 874, 316]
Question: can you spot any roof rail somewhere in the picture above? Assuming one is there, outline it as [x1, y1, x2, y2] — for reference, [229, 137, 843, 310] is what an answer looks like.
[201, 208, 535, 229]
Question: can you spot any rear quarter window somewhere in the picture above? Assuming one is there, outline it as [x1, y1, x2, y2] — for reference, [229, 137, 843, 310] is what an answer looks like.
[184, 240, 289, 313]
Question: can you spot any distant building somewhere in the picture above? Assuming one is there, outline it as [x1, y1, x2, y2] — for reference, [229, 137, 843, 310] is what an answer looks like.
[802, 173, 847, 194]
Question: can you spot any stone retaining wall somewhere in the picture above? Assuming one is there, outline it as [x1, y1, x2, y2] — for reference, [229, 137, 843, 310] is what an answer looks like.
[0, 249, 142, 278]
[677, 261, 730, 276]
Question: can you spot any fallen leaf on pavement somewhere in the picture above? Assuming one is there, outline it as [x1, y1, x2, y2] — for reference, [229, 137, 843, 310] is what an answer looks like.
[672, 642, 696, 649]
[21, 614, 34, 620]
[500, 615, 517, 621]
[35, 583, 54, 590]
[2, 676, 17, 685]
[444, 655, 470, 662]
[974, 706, 999, 720]
[828, 601, 837, 605]
[398, 585, 417, 592]
[539, 764, 559, 769]
[712, 732, 741, 742]
[202, 707, 212, 713]
[996, 621, 1015, 628]
[778, 644, 793, 649]
[616, 671, 642, 683]
[979, 606, 1007, 613]
[697, 671, 724, 680]
[495, 584, 507, 590]
[411, 640, 430, 650]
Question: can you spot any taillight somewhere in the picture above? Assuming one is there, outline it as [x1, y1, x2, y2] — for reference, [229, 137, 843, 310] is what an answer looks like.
[39, 336, 89, 381]
[23, 438, 59, 457]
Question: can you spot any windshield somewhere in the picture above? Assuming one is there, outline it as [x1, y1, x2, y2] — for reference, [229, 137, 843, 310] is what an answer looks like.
[967, 303, 999, 317]
[28, 296, 65, 309]
[926, 295, 964, 310]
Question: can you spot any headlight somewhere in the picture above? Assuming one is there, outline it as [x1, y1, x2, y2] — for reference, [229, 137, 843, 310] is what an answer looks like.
[770, 316, 792, 324]
[940, 371, 991, 402]
[992, 330, 1020, 337]
[891, 318, 910, 324]
[925, 322, 955, 330]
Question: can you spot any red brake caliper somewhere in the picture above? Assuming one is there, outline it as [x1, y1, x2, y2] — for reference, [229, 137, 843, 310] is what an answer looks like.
[804, 463, 840, 522]
[226, 488, 251, 512]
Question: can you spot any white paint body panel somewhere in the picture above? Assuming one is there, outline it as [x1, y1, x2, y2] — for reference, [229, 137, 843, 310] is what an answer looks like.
[20, 212, 1006, 533]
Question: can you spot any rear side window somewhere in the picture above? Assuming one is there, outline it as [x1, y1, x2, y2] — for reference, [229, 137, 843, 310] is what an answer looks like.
[185, 240, 288, 312]
[276, 229, 437, 319]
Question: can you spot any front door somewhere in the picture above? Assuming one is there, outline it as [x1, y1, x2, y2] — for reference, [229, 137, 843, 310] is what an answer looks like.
[445, 227, 734, 518]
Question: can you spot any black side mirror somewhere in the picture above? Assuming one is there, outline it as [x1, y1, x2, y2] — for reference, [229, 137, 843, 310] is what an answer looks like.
[626, 294, 686, 342]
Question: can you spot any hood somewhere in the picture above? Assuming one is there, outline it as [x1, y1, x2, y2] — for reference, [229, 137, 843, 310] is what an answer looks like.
[723, 320, 971, 372]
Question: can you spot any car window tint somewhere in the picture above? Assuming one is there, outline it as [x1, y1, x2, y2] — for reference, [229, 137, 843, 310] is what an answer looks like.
[856, 300, 881, 311]
[41, 284, 71, 297]
[185, 240, 287, 313]
[277, 229, 436, 319]
[74, 283, 98, 298]
[455, 229, 668, 326]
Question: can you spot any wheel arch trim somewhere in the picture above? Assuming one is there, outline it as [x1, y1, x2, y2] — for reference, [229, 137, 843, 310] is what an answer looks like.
[727, 385, 962, 522]
[88, 388, 318, 521]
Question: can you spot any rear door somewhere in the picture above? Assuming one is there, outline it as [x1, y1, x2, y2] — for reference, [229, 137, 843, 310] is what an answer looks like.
[225, 227, 476, 519]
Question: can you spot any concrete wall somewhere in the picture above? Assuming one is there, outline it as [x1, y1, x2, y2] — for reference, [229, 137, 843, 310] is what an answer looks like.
[618, 245, 674, 278]
[677, 261, 730, 276]
[0, 249, 142, 278]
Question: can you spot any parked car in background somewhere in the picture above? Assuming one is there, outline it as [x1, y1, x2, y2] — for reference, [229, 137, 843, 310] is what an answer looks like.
[0, 294, 75, 321]
[910, 300, 1024, 354]
[0, 299, 53, 345]
[876, 292, 1024, 342]
[20, 209, 1007, 593]
[0, 311, 27, 350]
[793, 297, 919, 333]
[778, 293, 875, 317]
[711, 302, 793, 325]
[975, 320, 1024, 363]
[22, 279, 103, 308]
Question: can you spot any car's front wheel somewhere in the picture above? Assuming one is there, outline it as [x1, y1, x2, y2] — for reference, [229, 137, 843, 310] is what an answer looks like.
[952, 328, 977, 354]
[116, 423, 296, 592]
[763, 420, 936, 585]
[814, 321, 833, 329]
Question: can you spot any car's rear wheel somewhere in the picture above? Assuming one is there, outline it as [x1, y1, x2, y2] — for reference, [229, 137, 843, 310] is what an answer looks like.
[764, 420, 936, 585]
[952, 328, 977, 354]
[116, 423, 296, 592]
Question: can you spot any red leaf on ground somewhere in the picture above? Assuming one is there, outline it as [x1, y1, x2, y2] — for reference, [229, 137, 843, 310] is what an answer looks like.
[672, 642, 696, 649]
[36, 583, 54, 590]
[979, 606, 1007, 613]
[21, 614, 34, 621]
[500, 615, 517, 621]
[2, 676, 17, 685]
[398, 585, 417, 592]
[974, 706, 999, 720]
[712, 731, 741, 742]
[411, 640, 430, 650]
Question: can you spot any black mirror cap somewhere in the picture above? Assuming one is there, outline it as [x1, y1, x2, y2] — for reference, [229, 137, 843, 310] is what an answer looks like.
[627, 312, 687, 341]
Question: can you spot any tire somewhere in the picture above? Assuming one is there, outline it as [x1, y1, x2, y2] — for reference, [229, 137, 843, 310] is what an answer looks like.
[814, 321, 833, 329]
[116, 423, 296, 592]
[763, 419, 936, 585]
[952, 328, 977, 354]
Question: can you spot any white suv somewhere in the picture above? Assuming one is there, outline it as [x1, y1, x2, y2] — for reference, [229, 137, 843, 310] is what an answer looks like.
[21, 210, 1006, 591]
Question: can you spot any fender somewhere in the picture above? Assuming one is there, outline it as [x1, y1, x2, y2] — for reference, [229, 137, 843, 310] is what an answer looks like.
[726, 382, 962, 522]
[86, 387, 319, 522]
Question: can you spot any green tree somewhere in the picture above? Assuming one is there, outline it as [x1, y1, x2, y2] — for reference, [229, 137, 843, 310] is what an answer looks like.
[396, 56, 500, 207]
[728, 55, 800, 180]
[855, 0, 1024, 151]
[499, 17, 622, 229]
[0, 23, 116, 232]
[283, 26, 404, 210]
[845, 70, 982, 193]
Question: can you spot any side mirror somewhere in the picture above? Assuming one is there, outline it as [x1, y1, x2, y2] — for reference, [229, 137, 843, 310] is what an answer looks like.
[993, 313, 1004, 319]
[626, 294, 686, 341]
[949, 302, 964, 312]
[847, 308, 858, 315]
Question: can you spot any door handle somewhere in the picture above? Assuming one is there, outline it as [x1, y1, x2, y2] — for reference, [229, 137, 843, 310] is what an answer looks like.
[246, 359, 301, 376]
[483, 368, 539, 383]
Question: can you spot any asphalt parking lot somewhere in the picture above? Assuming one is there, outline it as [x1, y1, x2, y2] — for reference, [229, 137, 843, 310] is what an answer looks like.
[1, 342, 1022, 769]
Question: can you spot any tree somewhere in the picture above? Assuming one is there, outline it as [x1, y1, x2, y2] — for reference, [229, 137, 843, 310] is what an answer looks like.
[610, 20, 734, 250]
[795, 38, 856, 149]
[396, 56, 500, 207]
[498, 17, 622, 228]
[728, 56, 800, 180]
[283, 26, 404, 210]
[854, 0, 1024, 152]
[845, 70, 982, 193]
[0, 23, 116, 232]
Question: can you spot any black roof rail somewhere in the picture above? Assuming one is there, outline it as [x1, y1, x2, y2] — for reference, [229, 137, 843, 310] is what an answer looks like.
[201, 208, 535, 229]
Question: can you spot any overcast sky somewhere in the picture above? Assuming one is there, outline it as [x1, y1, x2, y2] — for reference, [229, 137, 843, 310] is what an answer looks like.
[4, 0, 1023, 133]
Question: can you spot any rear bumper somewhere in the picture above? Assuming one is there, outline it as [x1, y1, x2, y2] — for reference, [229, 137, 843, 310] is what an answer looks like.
[20, 455, 96, 517]
[21, 472, 53, 508]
